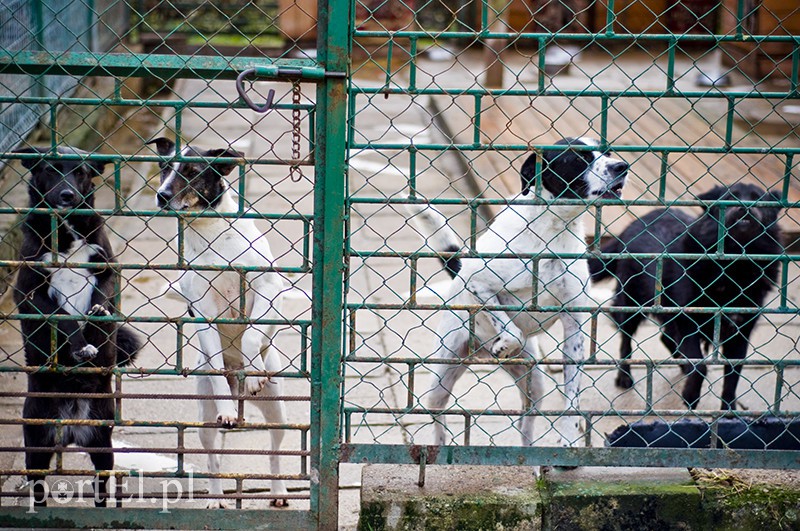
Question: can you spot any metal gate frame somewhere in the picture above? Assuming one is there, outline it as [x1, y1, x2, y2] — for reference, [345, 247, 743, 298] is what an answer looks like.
[1, 1, 800, 529]
[0, 0, 348, 528]
[338, 0, 800, 475]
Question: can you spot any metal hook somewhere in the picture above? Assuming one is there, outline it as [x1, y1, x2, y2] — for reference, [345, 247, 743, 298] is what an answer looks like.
[236, 68, 276, 113]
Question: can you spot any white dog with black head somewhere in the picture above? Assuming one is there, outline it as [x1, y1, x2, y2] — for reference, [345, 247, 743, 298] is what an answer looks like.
[408, 137, 628, 452]
[148, 137, 289, 508]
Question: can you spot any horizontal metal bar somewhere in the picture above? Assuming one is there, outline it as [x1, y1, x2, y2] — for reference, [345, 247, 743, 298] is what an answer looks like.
[343, 356, 800, 367]
[349, 141, 800, 153]
[0, 468, 304, 480]
[351, 196, 793, 208]
[0, 490, 310, 500]
[0, 95, 314, 111]
[0, 51, 316, 80]
[0, 507, 314, 530]
[247, 64, 346, 80]
[0, 366, 309, 378]
[340, 444, 800, 469]
[344, 407, 799, 418]
[0, 418, 310, 430]
[2, 152, 314, 167]
[353, 30, 800, 44]
[0, 391, 310, 401]
[345, 303, 799, 315]
[0, 259, 309, 275]
[350, 250, 793, 262]
[3, 313, 311, 326]
[1, 446, 308, 457]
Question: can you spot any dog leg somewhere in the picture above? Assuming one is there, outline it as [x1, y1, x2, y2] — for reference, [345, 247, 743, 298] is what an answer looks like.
[198, 375, 231, 509]
[196, 324, 238, 426]
[427, 316, 470, 445]
[463, 278, 524, 358]
[241, 277, 283, 396]
[720, 335, 748, 410]
[615, 310, 643, 390]
[503, 337, 544, 447]
[677, 332, 706, 409]
[86, 426, 114, 507]
[428, 361, 468, 446]
[253, 349, 289, 508]
[557, 312, 586, 449]
[24, 424, 54, 508]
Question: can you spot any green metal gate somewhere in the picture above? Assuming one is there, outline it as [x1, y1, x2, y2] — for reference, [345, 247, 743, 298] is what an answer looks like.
[339, 0, 800, 481]
[0, 0, 347, 528]
[0, 1, 798, 529]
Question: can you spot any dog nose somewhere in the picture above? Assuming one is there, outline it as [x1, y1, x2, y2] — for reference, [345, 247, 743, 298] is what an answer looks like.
[156, 189, 173, 206]
[59, 189, 75, 203]
[611, 161, 629, 175]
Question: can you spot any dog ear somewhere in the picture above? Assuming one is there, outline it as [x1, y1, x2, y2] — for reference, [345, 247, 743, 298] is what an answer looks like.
[696, 185, 726, 209]
[146, 137, 176, 156]
[519, 152, 538, 196]
[13, 147, 47, 170]
[87, 159, 106, 177]
[206, 148, 244, 177]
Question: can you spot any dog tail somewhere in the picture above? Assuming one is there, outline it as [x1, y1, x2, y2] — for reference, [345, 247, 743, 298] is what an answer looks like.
[115, 325, 143, 366]
[406, 204, 463, 278]
[588, 237, 623, 282]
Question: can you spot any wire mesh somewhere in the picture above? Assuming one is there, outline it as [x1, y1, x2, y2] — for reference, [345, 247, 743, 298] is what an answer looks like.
[0, 0, 334, 526]
[343, 0, 800, 467]
[0, 0, 798, 529]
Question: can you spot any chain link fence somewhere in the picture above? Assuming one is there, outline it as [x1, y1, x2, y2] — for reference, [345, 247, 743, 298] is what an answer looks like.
[0, 0, 797, 529]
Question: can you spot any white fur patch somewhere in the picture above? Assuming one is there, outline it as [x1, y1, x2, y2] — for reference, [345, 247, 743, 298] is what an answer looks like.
[42, 238, 102, 316]
[156, 146, 190, 204]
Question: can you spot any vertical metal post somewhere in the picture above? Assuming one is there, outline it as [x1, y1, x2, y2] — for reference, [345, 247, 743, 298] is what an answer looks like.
[312, 0, 349, 528]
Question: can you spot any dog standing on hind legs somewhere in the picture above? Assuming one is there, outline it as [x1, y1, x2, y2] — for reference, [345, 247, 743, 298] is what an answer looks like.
[408, 137, 628, 450]
[148, 137, 289, 508]
[13, 147, 142, 507]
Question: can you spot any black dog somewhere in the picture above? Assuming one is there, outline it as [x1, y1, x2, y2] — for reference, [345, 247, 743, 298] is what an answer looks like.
[13, 147, 142, 507]
[590, 183, 782, 409]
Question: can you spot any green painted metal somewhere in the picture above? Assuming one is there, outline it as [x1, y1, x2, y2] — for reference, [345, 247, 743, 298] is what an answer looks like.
[1, 1, 800, 528]
[340, 444, 800, 469]
[310, 0, 349, 527]
[0, 51, 315, 79]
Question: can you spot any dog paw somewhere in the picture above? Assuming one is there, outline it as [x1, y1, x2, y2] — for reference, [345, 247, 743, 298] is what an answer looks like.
[557, 420, 583, 449]
[88, 304, 110, 317]
[244, 376, 268, 396]
[217, 414, 239, 428]
[206, 499, 233, 509]
[491, 334, 523, 358]
[615, 370, 634, 389]
[74, 344, 98, 360]
[270, 498, 289, 508]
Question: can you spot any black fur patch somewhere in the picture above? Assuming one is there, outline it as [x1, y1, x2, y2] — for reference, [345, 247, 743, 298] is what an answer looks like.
[442, 244, 462, 279]
[520, 138, 593, 198]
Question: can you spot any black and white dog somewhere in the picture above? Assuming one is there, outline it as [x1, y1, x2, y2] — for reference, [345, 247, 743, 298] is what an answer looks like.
[589, 183, 782, 410]
[148, 137, 289, 508]
[13, 147, 142, 507]
[408, 138, 628, 448]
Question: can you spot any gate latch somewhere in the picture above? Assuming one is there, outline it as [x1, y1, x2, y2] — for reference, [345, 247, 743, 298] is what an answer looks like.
[236, 65, 346, 113]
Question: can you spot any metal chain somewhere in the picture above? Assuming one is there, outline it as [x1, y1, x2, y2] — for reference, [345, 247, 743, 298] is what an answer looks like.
[290, 81, 302, 182]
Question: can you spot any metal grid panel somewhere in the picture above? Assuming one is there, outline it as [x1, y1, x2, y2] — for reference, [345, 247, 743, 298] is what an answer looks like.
[0, 0, 348, 528]
[342, 0, 800, 471]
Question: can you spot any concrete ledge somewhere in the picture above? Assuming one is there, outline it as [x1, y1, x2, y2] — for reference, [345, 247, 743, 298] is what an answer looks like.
[542, 466, 703, 531]
[359, 465, 800, 530]
[359, 465, 541, 531]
